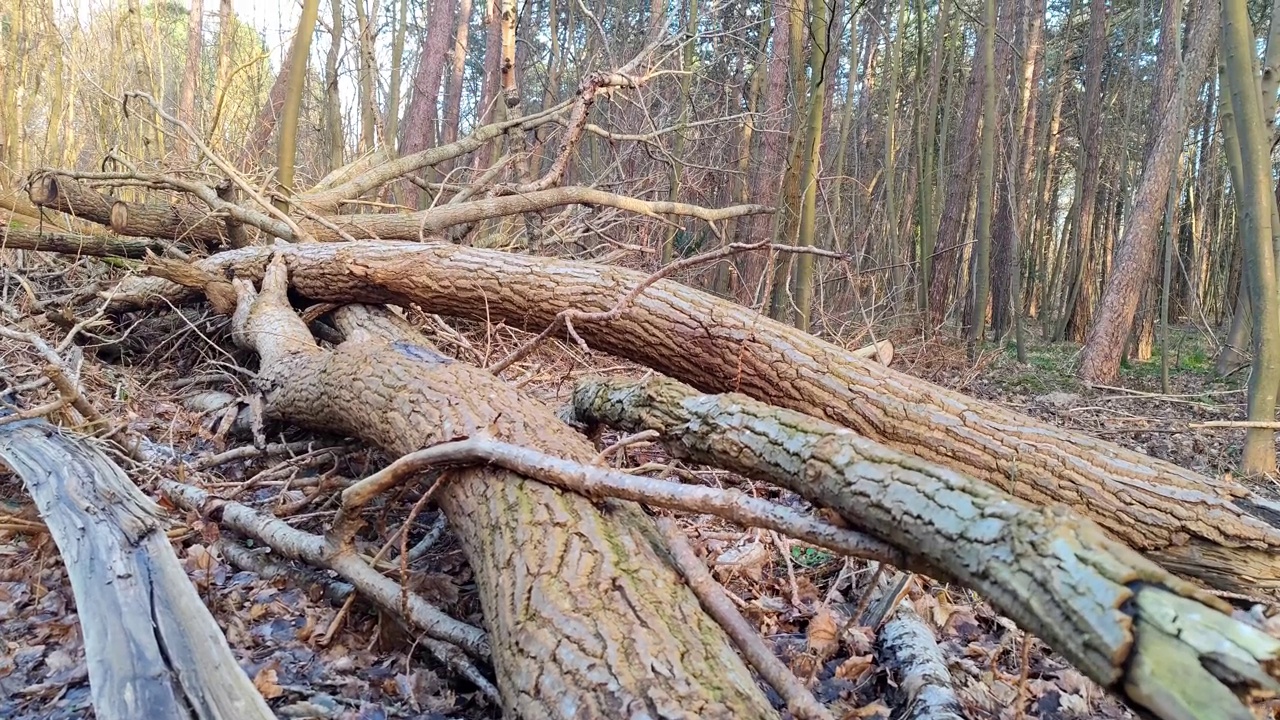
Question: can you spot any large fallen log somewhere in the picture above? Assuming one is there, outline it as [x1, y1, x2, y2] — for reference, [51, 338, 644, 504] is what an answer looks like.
[218, 258, 777, 719]
[29, 173, 226, 247]
[567, 374, 1280, 720]
[105, 241, 1280, 598]
[0, 418, 274, 720]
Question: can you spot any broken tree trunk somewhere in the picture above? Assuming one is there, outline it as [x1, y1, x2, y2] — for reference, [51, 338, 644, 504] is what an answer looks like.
[106, 241, 1280, 599]
[219, 257, 776, 719]
[567, 374, 1280, 720]
[29, 173, 226, 248]
[0, 418, 274, 720]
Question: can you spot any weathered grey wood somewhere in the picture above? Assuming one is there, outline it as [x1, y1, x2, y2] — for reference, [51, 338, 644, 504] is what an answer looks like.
[0, 419, 274, 720]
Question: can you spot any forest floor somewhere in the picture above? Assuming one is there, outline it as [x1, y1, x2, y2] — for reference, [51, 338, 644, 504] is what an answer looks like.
[0, 308, 1267, 720]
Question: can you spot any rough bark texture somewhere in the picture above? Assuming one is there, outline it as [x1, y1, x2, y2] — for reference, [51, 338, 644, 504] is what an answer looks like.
[0, 420, 275, 720]
[1, 225, 184, 258]
[108, 242, 1280, 598]
[226, 259, 776, 720]
[1079, 0, 1215, 383]
[566, 374, 1280, 720]
[110, 199, 228, 248]
[400, 0, 456, 168]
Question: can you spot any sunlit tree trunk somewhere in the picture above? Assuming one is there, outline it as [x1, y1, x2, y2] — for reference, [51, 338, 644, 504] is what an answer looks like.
[1223, 0, 1280, 474]
[354, 0, 378, 152]
[276, 0, 321, 203]
[793, 0, 837, 331]
[967, 0, 996, 351]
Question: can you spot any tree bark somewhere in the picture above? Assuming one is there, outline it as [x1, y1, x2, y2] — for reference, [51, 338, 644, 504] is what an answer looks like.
[223, 258, 776, 719]
[111, 241, 1280, 598]
[277, 0, 321, 200]
[1079, 0, 1216, 383]
[1223, 0, 1280, 474]
[441, 0, 474, 151]
[401, 0, 457, 172]
[567, 373, 1280, 720]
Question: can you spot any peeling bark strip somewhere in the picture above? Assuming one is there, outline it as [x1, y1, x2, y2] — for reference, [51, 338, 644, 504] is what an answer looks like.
[109, 241, 1280, 598]
[567, 375, 1280, 720]
[227, 260, 776, 719]
[0, 419, 274, 720]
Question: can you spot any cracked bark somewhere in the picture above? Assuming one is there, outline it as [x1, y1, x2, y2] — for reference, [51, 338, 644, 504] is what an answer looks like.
[564, 375, 1280, 720]
[567, 375, 1280, 720]
[224, 258, 776, 720]
[110, 241, 1280, 599]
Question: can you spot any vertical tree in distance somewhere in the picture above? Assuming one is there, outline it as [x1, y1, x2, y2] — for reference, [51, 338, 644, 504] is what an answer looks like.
[276, 0, 321, 206]
[1222, 0, 1280, 474]
[967, 0, 996, 352]
[793, 0, 837, 331]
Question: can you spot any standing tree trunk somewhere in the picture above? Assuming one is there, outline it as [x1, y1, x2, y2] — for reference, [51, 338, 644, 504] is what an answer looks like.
[354, 0, 378, 152]
[1056, 0, 1107, 342]
[1223, 0, 1280, 475]
[441, 0, 473, 148]
[793, 0, 836, 330]
[324, 0, 345, 173]
[177, 0, 204, 162]
[968, 0, 996, 350]
[276, 0, 321, 202]
[401, 0, 457, 204]
[661, 0, 700, 265]
[1078, 0, 1216, 383]
[384, 0, 411, 153]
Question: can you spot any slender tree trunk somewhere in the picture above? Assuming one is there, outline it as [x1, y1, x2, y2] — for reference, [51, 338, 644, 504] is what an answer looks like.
[661, 0, 700, 264]
[967, 0, 996, 351]
[385, 0, 411, 152]
[793, 0, 837, 331]
[401, 0, 457, 204]
[177, 0, 204, 162]
[1223, 0, 1280, 475]
[276, 0, 321, 202]
[442, 0, 473, 148]
[354, 0, 378, 152]
[324, 0, 345, 172]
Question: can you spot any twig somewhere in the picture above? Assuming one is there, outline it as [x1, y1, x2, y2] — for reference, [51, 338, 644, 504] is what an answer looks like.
[334, 436, 904, 566]
[658, 518, 835, 720]
[1190, 420, 1280, 429]
[591, 429, 660, 464]
[158, 479, 495, 687]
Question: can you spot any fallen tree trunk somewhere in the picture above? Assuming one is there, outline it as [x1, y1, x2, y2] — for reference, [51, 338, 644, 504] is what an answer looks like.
[105, 241, 1280, 598]
[30, 173, 225, 248]
[309, 186, 774, 241]
[110, 199, 227, 247]
[0, 418, 274, 720]
[1, 225, 185, 258]
[878, 605, 967, 720]
[219, 259, 777, 719]
[567, 375, 1280, 720]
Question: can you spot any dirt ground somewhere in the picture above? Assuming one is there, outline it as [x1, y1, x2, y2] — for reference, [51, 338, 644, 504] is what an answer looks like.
[0, 313, 1270, 720]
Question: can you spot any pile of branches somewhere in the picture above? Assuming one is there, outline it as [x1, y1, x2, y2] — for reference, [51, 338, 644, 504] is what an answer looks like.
[3, 49, 1280, 720]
